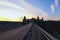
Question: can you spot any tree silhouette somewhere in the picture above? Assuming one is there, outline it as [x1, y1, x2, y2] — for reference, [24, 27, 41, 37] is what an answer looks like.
[37, 16, 39, 20]
[23, 16, 26, 24]
[42, 17, 43, 21]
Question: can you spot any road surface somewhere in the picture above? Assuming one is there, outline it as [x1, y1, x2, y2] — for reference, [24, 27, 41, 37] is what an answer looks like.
[0, 23, 32, 40]
[0, 23, 57, 40]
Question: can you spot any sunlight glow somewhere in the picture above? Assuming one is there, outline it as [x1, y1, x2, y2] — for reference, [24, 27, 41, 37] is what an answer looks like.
[0, 8, 35, 22]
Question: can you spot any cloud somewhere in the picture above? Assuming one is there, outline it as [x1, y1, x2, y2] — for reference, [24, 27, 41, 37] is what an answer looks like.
[0, 1, 28, 12]
[55, 0, 58, 7]
[50, 0, 58, 13]
[0, 0, 35, 15]
[19, 0, 49, 20]
[0, 0, 36, 17]
[0, 0, 49, 20]
[50, 4, 54, 13]
[19, 0, 60, 20]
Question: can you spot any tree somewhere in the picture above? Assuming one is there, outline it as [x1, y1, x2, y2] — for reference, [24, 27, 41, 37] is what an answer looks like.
[23, 16, 26, 24]
[37, 16, 39, 20]
[42, 17, 43, 21]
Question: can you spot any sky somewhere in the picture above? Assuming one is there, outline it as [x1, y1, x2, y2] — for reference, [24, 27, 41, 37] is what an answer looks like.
[0, 0, 60, 21]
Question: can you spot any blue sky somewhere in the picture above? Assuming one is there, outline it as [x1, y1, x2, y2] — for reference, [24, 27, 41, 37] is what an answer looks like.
[26, 0, 60, 17]
[0, 0, 60, 21]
